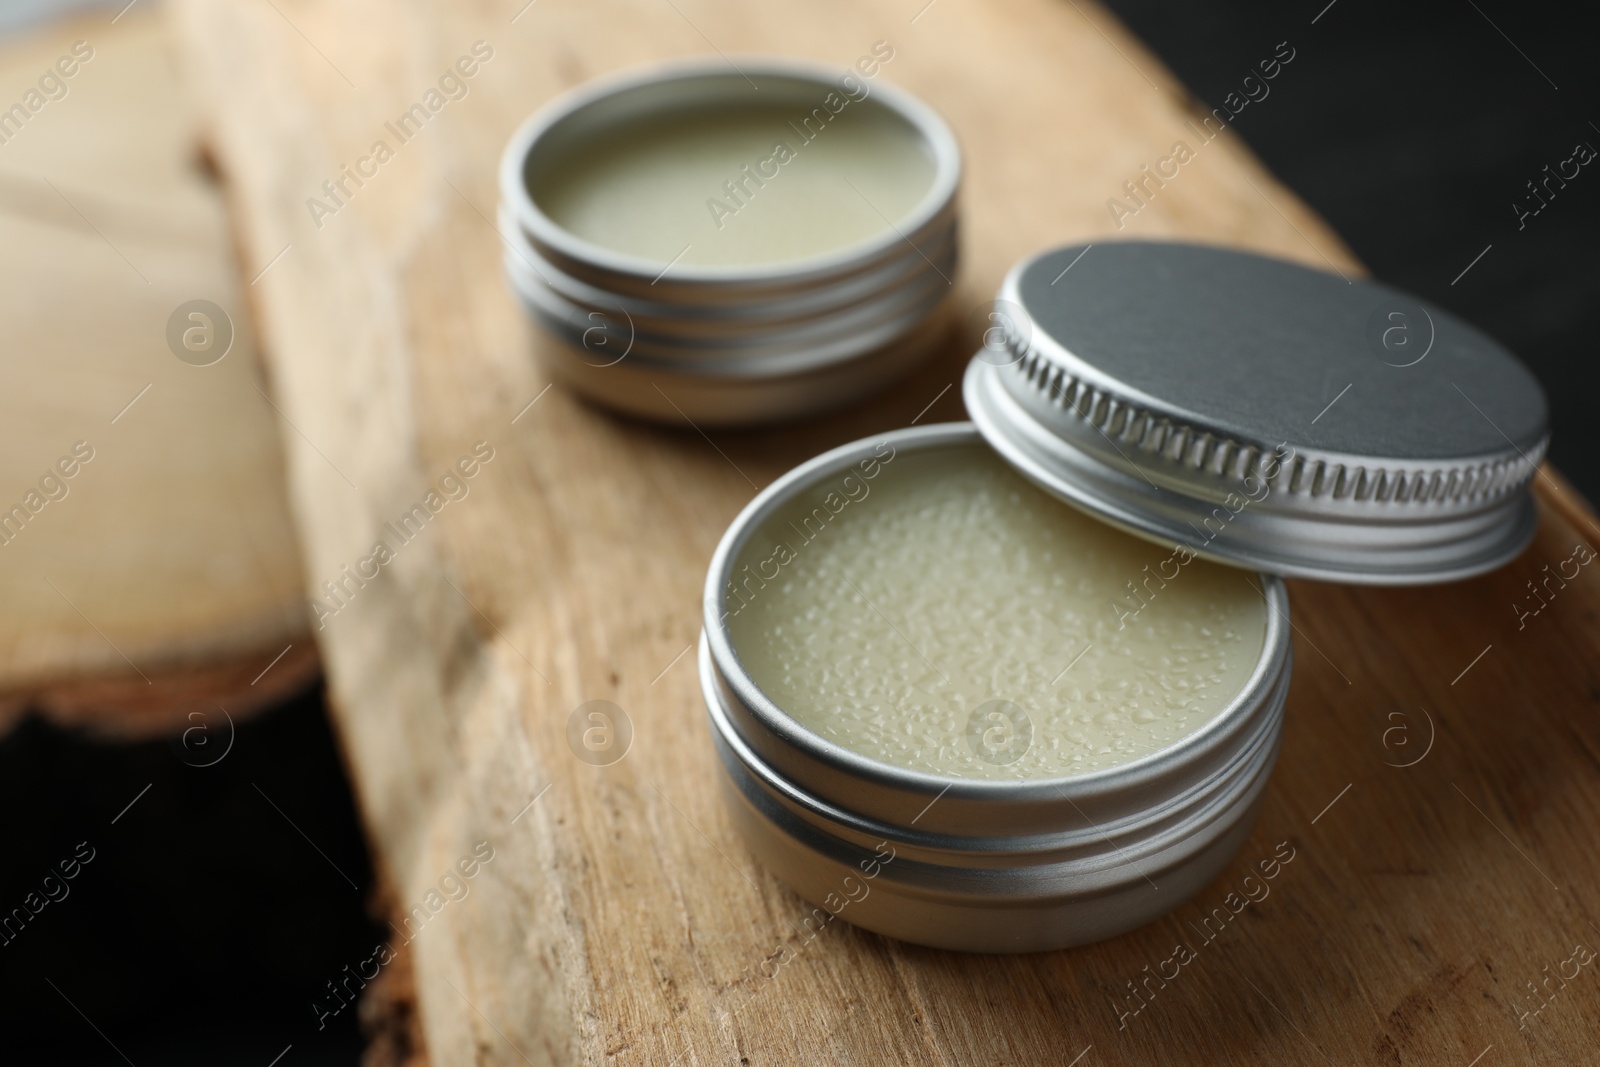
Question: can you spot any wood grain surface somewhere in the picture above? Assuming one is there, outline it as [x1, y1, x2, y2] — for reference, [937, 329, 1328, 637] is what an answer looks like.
[169, 0, 1600, 1063]
[0, 9, 316, 733]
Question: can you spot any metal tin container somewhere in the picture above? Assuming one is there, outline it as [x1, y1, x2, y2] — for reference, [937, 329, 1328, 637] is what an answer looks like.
[700, 423, 1292, 952]
[498, 57, 961, 425]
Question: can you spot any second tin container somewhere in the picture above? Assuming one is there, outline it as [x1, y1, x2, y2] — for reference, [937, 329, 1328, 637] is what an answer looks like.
[498, 55, 962, 425]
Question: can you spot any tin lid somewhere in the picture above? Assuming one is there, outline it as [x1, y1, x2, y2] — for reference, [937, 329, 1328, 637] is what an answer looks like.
[964, 241, 1550, 584]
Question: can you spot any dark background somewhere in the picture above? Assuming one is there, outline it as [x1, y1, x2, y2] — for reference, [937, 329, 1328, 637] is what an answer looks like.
[2, 1, 1595, 1063]
[0, 690, 381, 1066]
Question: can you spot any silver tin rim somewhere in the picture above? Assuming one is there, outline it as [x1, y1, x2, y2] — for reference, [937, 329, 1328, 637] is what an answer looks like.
[515, 301, 951, 426]
[504, 191, 960, 308]
[700, 423, 1292, 950]
[498, 55, 962, 287]
[502, 232, 954, 372]
[497, 205, 958, 337]
[965, 243, 1547, 585]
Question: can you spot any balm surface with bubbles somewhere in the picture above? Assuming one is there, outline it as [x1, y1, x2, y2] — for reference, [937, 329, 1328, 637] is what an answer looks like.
[529, 100, 935, 269]
[726, 443, 1268, 780]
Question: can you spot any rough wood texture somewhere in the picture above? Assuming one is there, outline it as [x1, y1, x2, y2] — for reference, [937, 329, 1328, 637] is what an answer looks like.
[171, 0, 1600, 1063]
[0, 10, 314, 732]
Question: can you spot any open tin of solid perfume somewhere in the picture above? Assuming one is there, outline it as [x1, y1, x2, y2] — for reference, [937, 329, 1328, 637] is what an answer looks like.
[699, 241, 1550, 952]
[498, 54, 961, 425]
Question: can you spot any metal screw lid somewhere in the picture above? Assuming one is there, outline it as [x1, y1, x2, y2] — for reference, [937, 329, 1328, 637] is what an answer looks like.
[964, 241, 1550, 584]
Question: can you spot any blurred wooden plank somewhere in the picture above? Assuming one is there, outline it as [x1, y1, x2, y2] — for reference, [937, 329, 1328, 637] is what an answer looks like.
[0, 9, 315, 733]
[170, 0, 1600, 1064]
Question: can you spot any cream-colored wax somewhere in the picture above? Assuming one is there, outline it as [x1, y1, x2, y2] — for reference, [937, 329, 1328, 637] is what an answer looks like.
[530, 100, 934, 268]
[726, 443, 1268, 780]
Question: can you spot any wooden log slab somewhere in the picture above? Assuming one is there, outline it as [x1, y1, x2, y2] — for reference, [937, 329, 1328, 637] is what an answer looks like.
[170, 0, 1600, 1063]
[0, 9, 316, 734]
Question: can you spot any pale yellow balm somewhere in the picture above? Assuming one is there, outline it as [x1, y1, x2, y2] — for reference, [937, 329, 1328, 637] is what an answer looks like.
[529, 100, 935, 268]
[726, 443, 1268, 780]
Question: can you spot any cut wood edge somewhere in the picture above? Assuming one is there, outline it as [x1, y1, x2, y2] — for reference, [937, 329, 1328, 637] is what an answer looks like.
[358, 885, 430, 1067]
[0, 638, 321, 741]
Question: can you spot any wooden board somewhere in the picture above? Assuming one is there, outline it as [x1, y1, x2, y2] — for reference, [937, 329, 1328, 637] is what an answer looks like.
[169, 0, 1600, 1063]
[0, 9, 316, 733]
